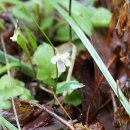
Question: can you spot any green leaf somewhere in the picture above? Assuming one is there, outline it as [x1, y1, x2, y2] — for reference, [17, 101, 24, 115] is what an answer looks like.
[33, 43, 56, 86]
[56, 81, 84, 94]
[0, 100, 11, 109]
[49, 0, 130, 116]
[44, 0, 54, 15]
[17, 33, 30, 60]
[56, 24, 77, 41]
[0, 75, 33, 109]
[56, 25, 70, 41]
[74, 41, 86, 52]
[0, 75, 24, 90]
[24, 25, 37, 50]
[73, 13, 93, 36]
[0, 3, 6, 12]
[0, 87, 24, 101]
[65, 91, 82, 106]
[20, 89, 33, 100]
[86, 7, 112, 27]
[40, 16, 53, 30]
[13, 6, 32, 22]
[0, 22, 5, 31]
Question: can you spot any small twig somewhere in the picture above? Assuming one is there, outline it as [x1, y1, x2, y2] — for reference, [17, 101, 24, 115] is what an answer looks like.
[54, 59, 59, 93]
[40, 84, 72, 120]
[63, 43, 77, 96]
[111, 90, 117, 123]
[92, 55, 117, 99]
[111, 90, 117, 113]
[23, 100, 75, 130]
[98, 55, 117, 87]
[0, 35, 21, 130]
[116, 80, 120, 99]
[52, 91, 72, 120]
[86, 105, 90, 126]
[99, 97, 112, 110]
[91, 55, 117, 117]
[66, 43, 77, 82]
[39, 84, 53, 95]
[98, 91, 117, 122]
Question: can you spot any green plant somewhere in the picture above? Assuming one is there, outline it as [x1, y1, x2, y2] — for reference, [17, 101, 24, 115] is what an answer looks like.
[0, 0, 113, 108]
[0, 75, 33, 109]
[57, 81, 84, 106]
[23, 25, 37, 50]
[1, 0, 128, 129]
[56, 80, 84, 94]
[48, 0, 130, 116]
[65, 91, 82, 106]
[33, 43, 57, 86]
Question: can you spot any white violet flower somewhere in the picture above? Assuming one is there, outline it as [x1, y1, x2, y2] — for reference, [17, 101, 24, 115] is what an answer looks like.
[51, 52, 71, 73]
[10, 29, 20, 42]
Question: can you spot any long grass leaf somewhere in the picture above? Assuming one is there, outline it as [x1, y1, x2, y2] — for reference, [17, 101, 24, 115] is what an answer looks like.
[0, 51, 35, 77]
[0, 63, 20, 75]
[0, 115, 18, 130]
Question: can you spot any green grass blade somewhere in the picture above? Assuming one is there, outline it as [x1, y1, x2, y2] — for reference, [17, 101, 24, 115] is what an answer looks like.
[49, 0, 130, 116]
[0, 63, 20, 75]
[0, 115, 18, 130]
[23, 25, 37, 50]
[17, 34, 31, 60]
[0, 51, 35, 77]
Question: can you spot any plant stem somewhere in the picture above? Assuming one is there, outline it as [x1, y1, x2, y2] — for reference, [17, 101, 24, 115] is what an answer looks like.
[69, 0, 72, 41]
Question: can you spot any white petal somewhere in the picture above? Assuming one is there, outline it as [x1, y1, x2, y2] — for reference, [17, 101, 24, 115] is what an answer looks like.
[57, 61, 66, 73]
[60, 52, 70, 60]
[10, 29, 20, 42]
[51, 56, 59, 64]
[64, 59, 71, 67]
[10, 36, 17, 42]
